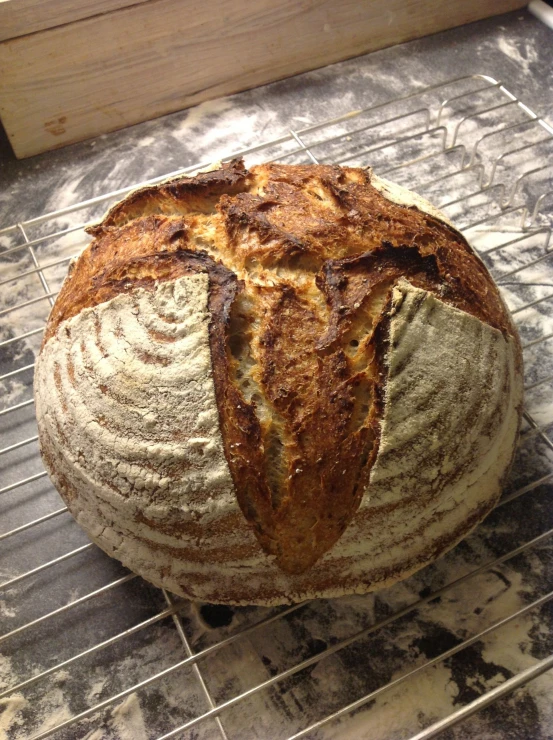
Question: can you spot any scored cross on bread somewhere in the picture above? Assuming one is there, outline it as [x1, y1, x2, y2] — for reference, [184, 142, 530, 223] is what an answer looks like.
[35, 160, 522, 605]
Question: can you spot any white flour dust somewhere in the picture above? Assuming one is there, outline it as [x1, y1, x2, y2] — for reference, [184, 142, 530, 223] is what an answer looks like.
[497, 37, 539, 75]
[0, 695, 27, 737]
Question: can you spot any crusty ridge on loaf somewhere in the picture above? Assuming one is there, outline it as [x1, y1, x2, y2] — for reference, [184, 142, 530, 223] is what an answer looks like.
[40, 159, 521, 579]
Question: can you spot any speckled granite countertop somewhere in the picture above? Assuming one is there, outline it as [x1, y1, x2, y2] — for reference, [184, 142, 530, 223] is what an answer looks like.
[1, 8, 553, 740]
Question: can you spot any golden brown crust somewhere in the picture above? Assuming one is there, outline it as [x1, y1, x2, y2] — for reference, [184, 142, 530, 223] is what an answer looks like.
[42, 159, 520, 578]
[44, 159, 252, 343]
[47, 159, 511, 342]
[88, 159, 251, 232]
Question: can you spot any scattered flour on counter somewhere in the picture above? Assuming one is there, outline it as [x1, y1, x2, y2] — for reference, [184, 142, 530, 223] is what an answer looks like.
[176, 97, 235, 134]
[319, 663, 459, 740]
[110, 693, 148, 740]
[0, 695, 27, 736]
[0, 601, 16, 619]
[83, 729, 104, 740]
[498, 37, 538, 75]
[0, 256, 31, 284]
[85, 675, 109, 705]
[0, 296, 50, 341]
[43, 175, 87, 215]
[0, 235, 17, 251]
[19, 687, 73, 739]
[0, 376, 34, 412]
[481, 614, 553, 729]
[421, 566, 529, 634]
[313, 564, 553, 739]
[0, 655, 19, 692]
[173, 97, 278, 158]
[82, 694, 148, 740]
[136, 135, 156, 148]
[53, 670, 71, 683]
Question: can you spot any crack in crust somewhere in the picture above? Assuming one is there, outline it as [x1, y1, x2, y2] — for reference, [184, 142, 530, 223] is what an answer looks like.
[42, 158, 520, 576]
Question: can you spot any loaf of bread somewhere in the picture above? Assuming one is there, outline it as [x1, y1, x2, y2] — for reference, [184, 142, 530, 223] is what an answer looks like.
[35, 160, 522, 605]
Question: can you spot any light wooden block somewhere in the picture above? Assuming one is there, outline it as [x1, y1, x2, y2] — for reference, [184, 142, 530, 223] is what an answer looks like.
[0, 0, 149, 42]
[0, 0, 526, 158]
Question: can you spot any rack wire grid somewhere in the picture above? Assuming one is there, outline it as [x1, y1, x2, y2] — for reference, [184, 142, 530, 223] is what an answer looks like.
[1, 73, 553, 740]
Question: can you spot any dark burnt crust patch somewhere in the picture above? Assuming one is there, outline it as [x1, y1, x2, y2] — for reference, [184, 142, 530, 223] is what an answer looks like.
[42, 158, 521, 577]
[315, 245, 442, 353]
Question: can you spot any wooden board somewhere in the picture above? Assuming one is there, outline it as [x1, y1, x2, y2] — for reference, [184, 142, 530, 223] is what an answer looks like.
[0, 0, 527, 159]
[0, 0, 149, 42]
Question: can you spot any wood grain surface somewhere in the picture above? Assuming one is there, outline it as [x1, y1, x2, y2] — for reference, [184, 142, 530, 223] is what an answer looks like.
[0, 0, 149, 42]
[0, 0, 526, 158]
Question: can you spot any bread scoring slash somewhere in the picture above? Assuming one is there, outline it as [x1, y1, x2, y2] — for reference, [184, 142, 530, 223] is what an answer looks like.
[34, 160, 523, 605]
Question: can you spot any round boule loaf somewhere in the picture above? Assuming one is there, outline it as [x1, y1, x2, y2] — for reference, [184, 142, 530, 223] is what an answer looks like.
[34, 160, 523, 605]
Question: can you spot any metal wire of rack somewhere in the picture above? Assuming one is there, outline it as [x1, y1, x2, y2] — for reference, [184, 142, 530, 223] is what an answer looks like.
[1, 73, 553, 739]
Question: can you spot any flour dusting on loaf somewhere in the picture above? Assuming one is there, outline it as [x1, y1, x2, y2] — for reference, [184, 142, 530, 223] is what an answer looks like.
[35, 274, 267, 590]
[35, 160, 523, 605]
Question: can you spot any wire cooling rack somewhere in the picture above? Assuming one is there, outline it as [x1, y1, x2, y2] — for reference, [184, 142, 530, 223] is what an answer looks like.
[1, 74, 553, 740]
